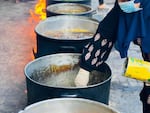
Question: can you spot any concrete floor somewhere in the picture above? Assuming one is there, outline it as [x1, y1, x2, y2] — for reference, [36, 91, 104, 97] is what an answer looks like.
[0, 0, 143, 113]
[0, 0, 36, 113]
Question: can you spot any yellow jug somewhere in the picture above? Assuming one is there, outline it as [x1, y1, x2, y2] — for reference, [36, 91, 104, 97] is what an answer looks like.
[124, 57, 150, 82]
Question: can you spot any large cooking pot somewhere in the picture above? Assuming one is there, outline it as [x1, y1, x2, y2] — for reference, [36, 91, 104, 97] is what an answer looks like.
[24, 53, 112, 105]
[46, 0, 91, 6]
[34, 15, 98, 58]
[46, 3, 94, 17]
[18, 98, 120, 113]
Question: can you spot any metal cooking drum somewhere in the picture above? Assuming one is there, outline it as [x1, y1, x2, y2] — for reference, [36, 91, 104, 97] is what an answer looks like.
[34, 15, 98, 58]
[24, 53, 112, 105]
[46, 3, 94, 17]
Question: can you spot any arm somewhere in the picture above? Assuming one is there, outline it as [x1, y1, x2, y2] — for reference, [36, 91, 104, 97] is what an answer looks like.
[75, 1, 120, 86]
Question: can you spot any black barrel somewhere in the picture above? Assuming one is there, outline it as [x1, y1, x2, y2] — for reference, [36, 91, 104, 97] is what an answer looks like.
[24, 53, 112, 105]
[34, 15, 98, 58]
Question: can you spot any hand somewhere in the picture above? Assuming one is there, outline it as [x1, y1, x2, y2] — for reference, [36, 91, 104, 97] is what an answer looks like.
[134, 3, 140, 8]
[74, 68, 90, 87]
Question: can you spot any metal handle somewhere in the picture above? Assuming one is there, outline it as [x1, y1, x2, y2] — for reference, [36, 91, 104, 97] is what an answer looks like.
[58, 46, 78, 53]
[60, 93, 80, 98]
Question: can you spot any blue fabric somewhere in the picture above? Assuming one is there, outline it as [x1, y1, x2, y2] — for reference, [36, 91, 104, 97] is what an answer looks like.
[140, 0, 150, 53]
[116, 0, 150, 58]
[115, 10, 146, 58]
[134, 0, 141, 3]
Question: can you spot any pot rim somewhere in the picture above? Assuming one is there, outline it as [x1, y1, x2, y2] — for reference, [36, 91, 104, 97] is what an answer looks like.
[34, 15, 99, 41]
[19, 98, 120, 113]
[24, 53, 112, 89]
[46, 3, 94, 15]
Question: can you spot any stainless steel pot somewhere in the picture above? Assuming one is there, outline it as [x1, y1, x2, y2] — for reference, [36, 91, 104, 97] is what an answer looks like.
[46, 3, 95, 17]
[24, 53, 112, 105]
[19, 98, 120, 113]
[35, 15, 98, 40]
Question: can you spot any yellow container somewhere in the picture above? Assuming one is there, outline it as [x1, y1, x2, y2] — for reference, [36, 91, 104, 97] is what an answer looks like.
[124, 57, 150, 82]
